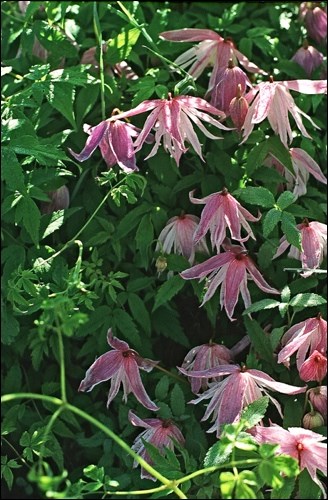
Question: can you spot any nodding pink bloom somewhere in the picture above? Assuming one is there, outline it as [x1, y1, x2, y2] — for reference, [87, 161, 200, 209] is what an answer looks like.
[250, 424, 327, 496]
[159, 29, 266, 95]
[292, 40, 324, 77]
[277, 315, 327, 371]
[308, 386, 327, 422]
[299, 351, 327, 383]
[109, 94, 231, 166]
[79, 329, 159, 411]
[264, 148, 327, 198]
[210, 59, 252, 112]
[229, 84, 249, 131]
[69, 119, 153, 173]
[180, 238, 279, 320]
[241, 77, 327, 147]
[273, 219, 327, 277]
[189, 188, 260, 252]
[178, 364, 306, 437]
[300, 3, 327, 44]
[181, 336, 250, 393]
[128, 410, 185, 481]
[40, 186, 70, 215]
[155, 214, 209, 264]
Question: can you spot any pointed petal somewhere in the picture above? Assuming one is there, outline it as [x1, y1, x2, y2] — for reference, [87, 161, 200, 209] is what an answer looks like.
[180, 252, 234, 279]
[107, 329, 130, 350]
[78, 351, 122, 392]
[291, 148, 327, 184]
[284, 79, 327, 94]
[178, 364, 239, 378]
[245, 257, 280, 294]
[125, 358, 159, 411]
[134, 107, 162, 151]
[110, 122, 138, 172]
[69, 120, 108, 162]
[252, 83, 275, 123]
[224, 259, 246, 320]
[233, 48, 267, 75]
[160, 29, 223, 42]
[248, 370, 306, 394]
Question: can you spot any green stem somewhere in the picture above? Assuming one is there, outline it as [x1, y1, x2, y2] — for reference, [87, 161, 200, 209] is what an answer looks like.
[1, 436, 31, 470]
[56, 325, 67, 403]
[176, 459, 261, 485]
[154, 364, 189, 385]
[105, 484, 169, 496]
[93, 2, 106, 121]
[38, 407, 63, 473]
[1, 393, 187, 499]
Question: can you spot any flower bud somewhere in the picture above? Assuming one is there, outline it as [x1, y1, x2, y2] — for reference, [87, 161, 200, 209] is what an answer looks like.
[303, 410, 325, 429]
[155, 256, 167, 273]
[308, 386, 327, 422]
[299, 350, 327, 382]
[229, 85, 249, 131]
[41, 186, 70, 215]
[291, 40, 323, 77]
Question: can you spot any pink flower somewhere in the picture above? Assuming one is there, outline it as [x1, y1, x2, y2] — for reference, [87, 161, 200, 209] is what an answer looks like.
[300, 3, 327, 44]
[210, 60, 252, 113]
[159, 29, 266, 95]
[109, 94, 231, 166]
[79, 329, 159, 411]
[291, 40, 324, 77]
[69, 118, 153, 173]
[241, 77, 327, 147]
[264, 147, 327, 198]
[250, 424, 327, 496]
[40, 186, 70, 215]
[229, 84, 249, 132]
[277, 314, 327, 370]
[155, 214, 209, 264]
[128, 410, 185, 481]
[299, 350, 327, 383]
[178, 364, 306, 437]
[273, 219, 327, 277]
[180, 238, 279, 321]
[189, 188, 260, 252]
[308, 386, 327, 422]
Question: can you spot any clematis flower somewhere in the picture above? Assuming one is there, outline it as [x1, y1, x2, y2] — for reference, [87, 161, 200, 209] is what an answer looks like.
[273, 219, 327, 277]
[264, 147, 327, 198]
[299, 350, 327, 383]
[229, 84, 249, 132]
[250, 424, 327, 496]
[129, 410, 185, 481]
[109, 94, 232, 166]
[189, 188, 260, 252]
[69, 118, 153, 173]
[178, 364, 306, 437]
[180, 238, 279, 320]
[308, 386, 327, 422]
[210, 59, 252, 113]
[277, 314, 327, 370]
[155, 213, 209, 264]
[241, 77, 327, 147]
[300, 3, 327, 44]
[291, 40, 324, 77]
[79, 329, 159, 411]
[40, 185, 70, 215]
[159, 29, 266, 95]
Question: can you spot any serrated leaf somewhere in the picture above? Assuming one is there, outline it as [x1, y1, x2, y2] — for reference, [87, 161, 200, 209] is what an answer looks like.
[128, 293, 151, 336]
[241, 397, 269, 429]
[243, 299, 281, 315]
[45, 82, 76, 128]
[170, 384, 185, 417]
[11, 135, 68, 165]
[106, 28, 141, 66]
[276, 192, 296, 210]
[281, 212, 302, 251]
[281, 286, 291, 303]
[136, 214, 154, 268]
[83, 465, 104, 482]
[235, 186, 275, 208]
[204, 441, 232, 467]
[246, 141, 270, 175]
[289, 293, 326, 308]
[1, 148, 25, 192]
[22, 197, 41, 246]
[262, 208, 282, 237]
[153, 275, 185, 311]
[112, 309, 140, 349]
[155, 375, 170, 400]
[244, 317, 273, 365]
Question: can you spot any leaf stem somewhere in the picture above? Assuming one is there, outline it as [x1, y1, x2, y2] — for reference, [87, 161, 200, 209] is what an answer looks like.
[93, 2, 106, 121]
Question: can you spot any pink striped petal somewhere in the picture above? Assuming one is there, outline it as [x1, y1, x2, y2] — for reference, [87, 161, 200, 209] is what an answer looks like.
[107, 329, 129, 350]
[78, 351, 122, 392]
[284, 79, 327, 94]
[291, 148, 327, 184]
[233, 48, 267, 75]
[245, 257, 280, 294]
[125, 357, 159, 411]
[160, 29, 223, 42]
[180, 252, 234, 279]
[69, 120, 108, 161]
[224, 259, 246, 320]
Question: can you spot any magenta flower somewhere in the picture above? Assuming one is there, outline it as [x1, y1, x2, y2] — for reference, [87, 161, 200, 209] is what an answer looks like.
[159, 29, 266, 95]
[178, 364, 306, 437]
[190, 188, 260, 252]
[273, 219, 327, 277]
[300, 3, 327, 44]
[210, 60, 252, 113]
[155, 213, 209, 264]
[299, 350, 327, 383]
[241, 78, 327, 147]
[79, 329, 159, 411]
[109, 94, 231, 166]
[277, 314, 327, 371]
[291, 40, 324, 77]
[308, 386, 327, 422]
[180, 239, 279, 320]
[128, 410, 185, 481]
[229, 84, 249, 132]
[69, 119, 153, 173]
[264, 147, 327, 198]
[250, 424, 327, 496]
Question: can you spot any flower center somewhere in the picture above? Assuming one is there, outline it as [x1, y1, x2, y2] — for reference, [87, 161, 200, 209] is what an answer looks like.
[235, 252, 246, 261]
[296, 442, 304, 452]
[122, 349, 136, 358]
[302, 218, 310, 227]
[161, 419, 172, 428]
[221, 187, 229, 196]
[269, 75, 274, 83]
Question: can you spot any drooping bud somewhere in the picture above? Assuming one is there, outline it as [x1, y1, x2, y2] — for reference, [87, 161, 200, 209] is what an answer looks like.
[308, 386, 327, 422]
[41, 186, 70, 215]
[155, 256, 168, 274]
[303, 410, 325, 429]
[291, 40, 324, 77]
[299, 3, 327, 44]
[299, 350, 327, 382]
[229, 84, 249, 131]
[210, 62, 251, 113]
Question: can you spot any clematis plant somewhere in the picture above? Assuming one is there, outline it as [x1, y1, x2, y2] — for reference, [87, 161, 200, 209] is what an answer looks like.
[308, 386, 327, 422]
[180, 238, 279, 320]
[178, 364, 306, 436]
[299, 350, 327, 383]
[273, 219, 327, 277]
[189, 187, 260, 252]
[291, 40, 324, 77]
[241, 77, 327, 147]
[79, 329, 159, 411]
[299, 2, 327, 44]
[128, 410, 185, 481]
[210, 59, 251, 113]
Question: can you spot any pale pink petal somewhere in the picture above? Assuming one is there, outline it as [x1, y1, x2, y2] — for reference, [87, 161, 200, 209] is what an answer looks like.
[291, 148, 327, 184]
[78, 351, 122, 392]
[248, 370, 306, 394]
[245, 258, 280, 294]
[233, 48, 267, 75]
[252, 83, 276, 123]
[134, 107, 162, 151]
[224, 259, 246, 320]
[160, 29, 223, 42]
[180, 252, 234, 280]
[284, 79, 327, 94]
[125, 357, 159, 411]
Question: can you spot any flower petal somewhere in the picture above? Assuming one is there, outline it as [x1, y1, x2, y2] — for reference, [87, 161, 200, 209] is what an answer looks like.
[159, 29, 223, 42]
[69, 120, 108, 161]
[78, 351, 122, 392]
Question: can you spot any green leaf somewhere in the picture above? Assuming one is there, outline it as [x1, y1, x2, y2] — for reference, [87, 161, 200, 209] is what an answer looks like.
[276, 192, 296, 210]
[131, 76, 156, 107]
[298, 468, 321, 499]
[271, 477, 296, 499]
[106, 28, 141, 66]
[244, 317, 273, 365]
[116, 203, 151, 239]
[128, 293, 151, 336]
[45, 82, 76, 128]
[170, 384, 185, 417]
[289, 293, 327, 309]
[281, 212, 302, 251]
[11, 135, 68, 165]
[241, 397, 269, 429]
[245, 141, 270, 175]
[267, 136, 294, 174]
[41, 207, 81, 240]
[21, 197, 41, 246]
[112, 309, 140, 349]
[136, 214, 154, 268]
[1, 306, 20, 345]
[243, 299, 281, 315]
[153, 275, 185, 311]
[155, 375, 170, 401]
[262, 208, 282, 237]
[204, 442, 232, 467]
[1, 456, 21, 490]
[83, 465, 104, 482]
[235, 186, 275, 208]
[1, 148, 25, 192]
[281, 286, 291, 303]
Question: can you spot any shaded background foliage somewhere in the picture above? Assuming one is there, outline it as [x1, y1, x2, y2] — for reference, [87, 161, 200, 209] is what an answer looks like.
[1, 1, 327, 499]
